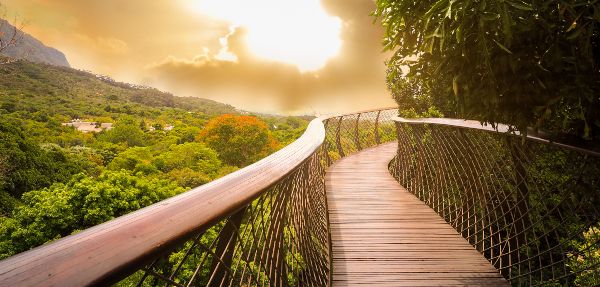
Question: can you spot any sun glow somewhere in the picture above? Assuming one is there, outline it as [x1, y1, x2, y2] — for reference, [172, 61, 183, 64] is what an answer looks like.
[185, 0, 342, 72]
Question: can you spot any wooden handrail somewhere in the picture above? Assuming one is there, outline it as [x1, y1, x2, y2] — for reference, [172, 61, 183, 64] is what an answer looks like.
[0, 108, 400, 286]
[0, 119, 326, 286]
[320, 106, 397, 120]
[394, 117, 600, 157]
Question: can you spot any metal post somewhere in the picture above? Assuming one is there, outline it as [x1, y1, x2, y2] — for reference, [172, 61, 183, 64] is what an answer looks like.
[354, 114, 362, 151]
[323, 119, 332, 166]
[375, 110, 382, 145]
[335, 116, 345, 158]
[209, 207, 247, 286]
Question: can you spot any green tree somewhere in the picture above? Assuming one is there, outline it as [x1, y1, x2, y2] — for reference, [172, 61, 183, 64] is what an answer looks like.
[374, 0, 600, 139]
[99, 117, 146, 147]
[568, 225, 600, 286]
[153, 142, 222, 175]
[164, 168, 212, 189]
[197, 115, 279, 167]
[0, 120, 83, 198]
[173, 126, 202, 144]
[272, 117, 309, 146]
[108, 147, 155, 174]
[0, 170, 185, 259]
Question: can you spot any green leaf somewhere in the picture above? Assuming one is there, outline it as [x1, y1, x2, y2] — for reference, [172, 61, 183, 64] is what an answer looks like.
[493, 39, 513, 54]
[507, 1, 534, 11]
[425, 0, 450, 18]
[480, 12, 499, 21]
[425, 26, 442, 38]
[566, 21, 577, 32]
[445, 0, 455, 19]
[455, 25, 462, 43]
[566, 12, 584, 32]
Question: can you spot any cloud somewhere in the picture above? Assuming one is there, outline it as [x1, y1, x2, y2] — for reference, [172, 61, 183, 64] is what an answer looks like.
[145, 28, 311, 111]
[3, 0, 230, 78]
[144, 0, 395, 114]
[73, 34, 129, 55]
[184, 0, 342, 72]
[4, 0, 396, 114]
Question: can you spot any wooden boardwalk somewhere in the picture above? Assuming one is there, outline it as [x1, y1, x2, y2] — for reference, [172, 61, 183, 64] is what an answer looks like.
[326, 143, 509, 286]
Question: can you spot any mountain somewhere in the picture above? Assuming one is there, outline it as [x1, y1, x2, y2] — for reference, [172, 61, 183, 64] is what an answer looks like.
[0, 18, 70, 67]
[0, 59, 238, 119]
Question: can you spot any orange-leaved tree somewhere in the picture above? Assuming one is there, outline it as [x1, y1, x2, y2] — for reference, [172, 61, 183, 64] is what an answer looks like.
[197, 115, 279, 167]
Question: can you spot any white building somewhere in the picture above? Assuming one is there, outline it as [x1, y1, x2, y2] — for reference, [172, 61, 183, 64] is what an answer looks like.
[62, 120, 113, 133]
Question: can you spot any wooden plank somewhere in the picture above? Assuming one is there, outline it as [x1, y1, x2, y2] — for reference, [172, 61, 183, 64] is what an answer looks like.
[326, 143, 509, 286]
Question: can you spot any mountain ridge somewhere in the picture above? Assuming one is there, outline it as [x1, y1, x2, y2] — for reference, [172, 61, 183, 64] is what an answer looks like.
[0, 59, 238, 120]
[0, 18, 70, 67]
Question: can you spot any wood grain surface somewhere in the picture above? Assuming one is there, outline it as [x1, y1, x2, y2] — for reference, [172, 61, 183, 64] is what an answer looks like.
[326, 142, 509, 286]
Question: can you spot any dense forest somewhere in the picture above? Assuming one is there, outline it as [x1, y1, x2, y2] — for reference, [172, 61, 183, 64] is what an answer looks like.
[0, 59, 310, 259]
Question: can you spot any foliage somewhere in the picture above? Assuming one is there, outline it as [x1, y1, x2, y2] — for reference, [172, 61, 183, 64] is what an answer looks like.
[398, 106, 444, 119]
[98, 117, 146, 147]
[108, 147, 155, 174]
[153, 142, 221, 175]
[0, 59, 307, 261]
[374, 0, 600, 139]
[107, 143, 225, 188]
[0, 119, 83, 198]
[163, 168, 212, 189]
[198, 115, 280, 167]
[568, 225, 600, 286]
[271, 117, 310, 146]
[0, 170, 185, 259]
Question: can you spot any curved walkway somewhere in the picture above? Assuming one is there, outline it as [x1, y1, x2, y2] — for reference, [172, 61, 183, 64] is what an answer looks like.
[326, 143, 508, 286]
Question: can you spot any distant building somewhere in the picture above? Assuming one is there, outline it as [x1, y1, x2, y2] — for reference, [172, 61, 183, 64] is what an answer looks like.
[148, 124, 174, 132]
[62, 120, 113, 133]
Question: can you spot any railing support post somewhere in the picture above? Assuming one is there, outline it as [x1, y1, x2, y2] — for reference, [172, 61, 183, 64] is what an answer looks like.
[354, 114, 362, 150]
[323, 119, 332, 166]
[374, 110, 381, 145]
[335, 116, 345, 157]
[208, 207, 247, 286]
[259, 182, 291, 287]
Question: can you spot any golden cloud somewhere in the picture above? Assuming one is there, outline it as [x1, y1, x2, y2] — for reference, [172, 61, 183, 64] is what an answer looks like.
[3, 0, 396, 114]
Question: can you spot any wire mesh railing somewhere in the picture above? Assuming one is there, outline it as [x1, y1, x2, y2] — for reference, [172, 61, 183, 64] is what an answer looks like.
[323, 108, 397, 162]
[0, 108, 397, 287]
[389, 118, 600, 286]
[120, 149, 331, 287]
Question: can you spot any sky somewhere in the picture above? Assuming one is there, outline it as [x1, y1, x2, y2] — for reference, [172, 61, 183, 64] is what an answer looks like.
[2, 0, 395, 115]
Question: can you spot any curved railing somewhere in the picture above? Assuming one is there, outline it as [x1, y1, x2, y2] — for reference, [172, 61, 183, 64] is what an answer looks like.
[0, 108, 397, 287]
[390, 118, 600, 286]
[322, 108, 398, 163]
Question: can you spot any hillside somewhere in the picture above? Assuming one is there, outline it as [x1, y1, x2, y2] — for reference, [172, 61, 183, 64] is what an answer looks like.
[0, 18, 70, 67]
[0, 59, 309, 259]
[0, 59, 238, 120]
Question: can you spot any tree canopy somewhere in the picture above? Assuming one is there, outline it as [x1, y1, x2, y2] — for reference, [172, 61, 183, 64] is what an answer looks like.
[197, 115, 279, 167]
[0, 120, 83, 200]
[0, 58, 308, 261]
[374, 0, 600, 140]
[0, 170, 185, 259]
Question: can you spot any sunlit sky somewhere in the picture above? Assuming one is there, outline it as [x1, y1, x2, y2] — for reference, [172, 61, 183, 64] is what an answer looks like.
[3, 0, 395, 114]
